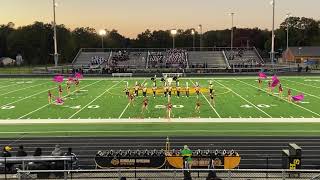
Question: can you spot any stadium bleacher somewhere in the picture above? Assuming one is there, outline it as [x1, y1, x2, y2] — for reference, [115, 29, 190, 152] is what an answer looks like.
[110, 51, 148, 68]
[72, 48, 265, 71]
[73, 52, 111, 67]
[188, 51, 228, 68]
[225, 48, 264, 68]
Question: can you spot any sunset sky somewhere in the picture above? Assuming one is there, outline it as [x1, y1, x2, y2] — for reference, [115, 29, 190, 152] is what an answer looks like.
[1, 0, 319, 38]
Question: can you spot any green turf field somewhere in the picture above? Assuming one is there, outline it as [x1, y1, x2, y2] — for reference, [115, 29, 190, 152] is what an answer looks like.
[0, 76, 320, 137]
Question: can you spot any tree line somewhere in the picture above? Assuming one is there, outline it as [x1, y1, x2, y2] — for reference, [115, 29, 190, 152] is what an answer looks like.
[0, 16, 319, 65]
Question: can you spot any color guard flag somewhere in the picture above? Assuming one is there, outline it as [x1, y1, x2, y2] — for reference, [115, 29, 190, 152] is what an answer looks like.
[292, 94, 304, 102]
[53, 75, 64, 83]
[74, 72, 83, 79]
[258, 72, 267, 79]
[272, 75, 278, 81]
[271, 75, 280, 88]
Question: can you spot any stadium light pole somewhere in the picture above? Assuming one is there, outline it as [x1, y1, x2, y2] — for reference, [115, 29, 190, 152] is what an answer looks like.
[286, 13, 291, 51]
[99, 29, 107, 49]
[191, 29, 195, 51]
[229, 13, 235, 51]
[171, 29, 177, 49]
[198, 25, 203, 50]
[270, 0, 276, 65]
[53, 0, 58, 67]
[285, 13, 291, 64]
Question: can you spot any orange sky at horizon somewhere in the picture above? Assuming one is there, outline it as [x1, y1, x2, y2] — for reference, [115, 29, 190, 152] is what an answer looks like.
[1, 0, 319, 38]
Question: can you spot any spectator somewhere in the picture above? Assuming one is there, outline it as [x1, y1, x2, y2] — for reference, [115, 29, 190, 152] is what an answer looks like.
[1, 146, 12, 157]
[181, 145, 193, 169]
[51, 145, 63, 177]
[64, 148, 79, 170]
[1, 146, 13, 172]
[51, 145, 63, 156]
[33, 148, 42, 156]
[16, 145, 27, 157]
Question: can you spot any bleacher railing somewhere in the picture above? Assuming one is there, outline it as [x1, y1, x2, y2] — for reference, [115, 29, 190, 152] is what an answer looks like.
[80, 47, 255, 53]
[14, 168, 320, 180]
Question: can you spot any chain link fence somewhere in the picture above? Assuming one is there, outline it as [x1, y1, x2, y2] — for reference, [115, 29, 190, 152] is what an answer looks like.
[12, 169, 320, 180]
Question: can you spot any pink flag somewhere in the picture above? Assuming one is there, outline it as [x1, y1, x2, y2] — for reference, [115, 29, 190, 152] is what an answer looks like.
[55, 97, 64, 105]
[272, 75, 278, 81]
[271, 79, 280, 88]
[292, 94, 304, 102]
[74, 73, 83, 79]
[53, 75, 64, 83]
[258, 72, 267, 79]
[271, 75, 280, 89]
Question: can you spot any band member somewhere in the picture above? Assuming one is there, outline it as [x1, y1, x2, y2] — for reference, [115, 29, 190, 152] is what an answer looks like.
[66, 81, 71, 96]
[267, 80, 272, 93]
[186, 86, 190, 97]
[74, 78, 80, 92]
[166, 101, 173, 119]
[152, 86, 157, 98]
[58, 85, 62, 98]
[48, 90, 52, 104]
[279, 84, 283, 97]
[129, 93, 135, 106]
[258, 78, 262, 89]
[176, 86, 181, 97]
[142, 85, 147, 97]
[124, 86, 130, 97]
[134, 83, 139, 96]
[164, 86, 168, 97]
[152, 77, 157, 87]
[209, 82, 214, 94]
[195, 84, 200, 97]
[210, 91, 215, 107]
[168, 86, 172, 97]
[287, 89, 292, 102]
[195, 100, 201, 113]
[141, 98, 149, 113]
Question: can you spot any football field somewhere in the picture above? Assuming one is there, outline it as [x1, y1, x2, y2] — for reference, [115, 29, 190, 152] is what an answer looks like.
[0, 76, 320, 137]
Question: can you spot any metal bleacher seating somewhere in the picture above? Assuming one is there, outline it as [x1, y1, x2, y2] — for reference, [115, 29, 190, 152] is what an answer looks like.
[188, 51, 228, 68]
[226, 48, 264, 66]
[110, 51, 147, 68]
[73, 52, 111, 66]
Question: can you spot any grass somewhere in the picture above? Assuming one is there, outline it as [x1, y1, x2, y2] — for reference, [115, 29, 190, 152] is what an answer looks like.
[0, 123, 320, 137]
[0, 76, 320, 137]
[0, 66, 34, 74]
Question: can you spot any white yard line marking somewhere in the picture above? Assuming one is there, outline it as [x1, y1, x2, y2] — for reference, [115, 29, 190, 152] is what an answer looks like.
[68, 80, 123, 119]
[119, 103, 130, 119]
[118, 79, 147, 119]
[0, 82, 49, 96]
[214, 80, 272, 118]
[18, 80, 101, 119]
[0, 83, 19, 89]
[190, 79, 221, 118]
[0, 86, 57, 107]
[236, 79, 320, 117]
[284, 79, 320, 89]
